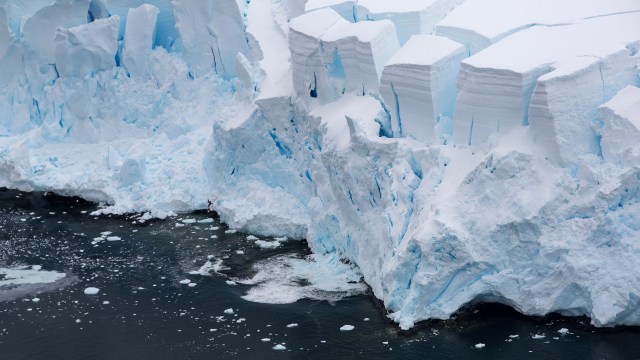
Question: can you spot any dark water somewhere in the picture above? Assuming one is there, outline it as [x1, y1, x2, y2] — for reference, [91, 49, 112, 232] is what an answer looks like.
[0, 189, 639, 360]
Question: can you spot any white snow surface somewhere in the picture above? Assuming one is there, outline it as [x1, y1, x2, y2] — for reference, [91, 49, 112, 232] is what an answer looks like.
[1, 0, 640, 330]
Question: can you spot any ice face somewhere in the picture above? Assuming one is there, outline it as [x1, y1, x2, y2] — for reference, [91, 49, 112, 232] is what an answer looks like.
[597, 86, 640, 165]
[172, 0, 249, 78]
[122, 4, 159, 79]
[54, 16, 119, 78]
[289, 8, 399, 102]
[379, 34, 466, 141]
[1, 0, 640, 330]
[452, 12, 640, 149]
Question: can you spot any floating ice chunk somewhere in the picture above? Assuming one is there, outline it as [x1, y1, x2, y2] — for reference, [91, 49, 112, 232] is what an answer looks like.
[0, 265, 66, 287]
[54, 16, 119, 78]
[100, 231, 112, 236]
[255, 240, 281, 249]
[188, 283, 197, 287]
[286, 323, 298, 328]
[106, 236, 121, 241]
[261, 338, 271, 342]
[188, 271, 200, 275]
[246, 235, 259, 241]
[179, 279, 191, 285]
[239, 254, 366, 304]
[32, 297, 40, 302]
[339, 325, 354, 331]
[475, 343, 485, 349]
[531, 334, 545, 339]
[557, 328, 569, 335]
[122, 4, 159, 79]
[182, 219, 196, 224]
[197, 218, 214, 223]
[236, 250, 245, 255]
[225, 229, 237, 234]
[84, 287, 100, 295]
[224, 308, 234, 314]
[379, 34, 465, 141]
[225, 280, 237, 286]
[272, 344, 286, 350]
[274, 236, 288, 241]
[508, 335, 519, 338]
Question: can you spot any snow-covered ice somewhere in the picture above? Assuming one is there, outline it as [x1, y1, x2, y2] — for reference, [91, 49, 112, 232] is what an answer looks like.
[1, 0, 639, 331]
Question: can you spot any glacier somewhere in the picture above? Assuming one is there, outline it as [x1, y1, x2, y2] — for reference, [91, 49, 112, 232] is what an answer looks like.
[0, 0, 640, 330]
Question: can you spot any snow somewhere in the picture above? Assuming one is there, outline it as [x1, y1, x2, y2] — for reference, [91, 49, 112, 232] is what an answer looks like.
[1, 0, 640, 332]
[83, 287, 100, 295]
[437, 0, 640, 55]
[357, 0, 464, 45]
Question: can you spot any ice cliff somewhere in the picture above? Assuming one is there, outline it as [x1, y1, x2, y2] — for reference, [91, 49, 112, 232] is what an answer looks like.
[1, 0, 639, 329]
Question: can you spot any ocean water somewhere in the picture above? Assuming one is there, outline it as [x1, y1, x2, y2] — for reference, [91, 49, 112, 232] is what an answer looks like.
[1, 188, 639, 359]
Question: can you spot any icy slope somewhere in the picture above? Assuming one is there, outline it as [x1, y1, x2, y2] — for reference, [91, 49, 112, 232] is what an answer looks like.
[1, 0, 640, 330]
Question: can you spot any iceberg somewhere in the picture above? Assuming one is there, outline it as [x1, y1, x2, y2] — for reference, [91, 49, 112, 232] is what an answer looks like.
[1, 0, 640, 330]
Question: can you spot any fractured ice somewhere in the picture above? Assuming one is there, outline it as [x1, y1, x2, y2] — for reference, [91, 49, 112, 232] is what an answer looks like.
[1, 0, 640, 329]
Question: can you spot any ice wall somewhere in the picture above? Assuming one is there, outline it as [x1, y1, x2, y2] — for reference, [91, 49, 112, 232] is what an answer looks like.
[55, 16, 119, 78]
[598, 86, 640, 165]
[122, 4, 159, 78]
[289, 8, 399, 103]
[172, 0, 249, 78]
[452, 13, 640, 148]
[379, 34, 465, 141]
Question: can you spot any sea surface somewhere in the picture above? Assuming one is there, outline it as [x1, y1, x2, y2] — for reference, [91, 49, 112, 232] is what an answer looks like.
[1, 188, 639, 360]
